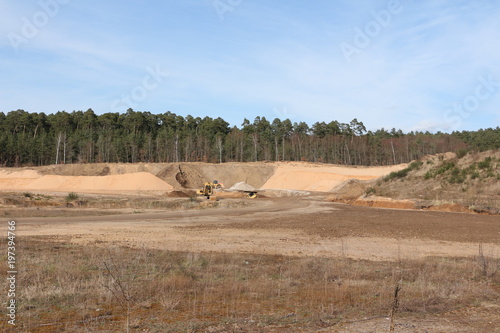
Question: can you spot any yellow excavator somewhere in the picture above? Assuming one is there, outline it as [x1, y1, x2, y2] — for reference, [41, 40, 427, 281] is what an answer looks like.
[197, 181, 221, 199]
[197, 180, 257, 199]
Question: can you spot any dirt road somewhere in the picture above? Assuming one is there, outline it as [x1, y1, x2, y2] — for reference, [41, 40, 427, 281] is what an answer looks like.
[17, 195, 500, 261]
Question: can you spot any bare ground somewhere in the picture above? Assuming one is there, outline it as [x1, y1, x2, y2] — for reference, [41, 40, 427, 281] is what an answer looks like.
[2, 194, 498, 332]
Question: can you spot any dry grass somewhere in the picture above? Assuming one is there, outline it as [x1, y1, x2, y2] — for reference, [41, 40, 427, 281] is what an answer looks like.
[1, 238, 499, 332]
[0, 192, 251, 218]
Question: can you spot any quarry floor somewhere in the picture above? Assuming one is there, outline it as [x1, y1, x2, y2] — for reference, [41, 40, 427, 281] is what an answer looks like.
[11, 194, 500, 332]
[18, 195, 500, 261]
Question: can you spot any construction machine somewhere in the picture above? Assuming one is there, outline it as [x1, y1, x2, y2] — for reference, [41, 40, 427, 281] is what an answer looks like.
[212, 180, 224, 189]
[245, 191, 257, 199]
[197, 180, 257, 199]
[197, 182, 218, 199]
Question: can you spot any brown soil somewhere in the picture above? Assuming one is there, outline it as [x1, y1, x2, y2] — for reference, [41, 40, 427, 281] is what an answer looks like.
[10, 195, 500, 332]
[17, 196, 500, 260]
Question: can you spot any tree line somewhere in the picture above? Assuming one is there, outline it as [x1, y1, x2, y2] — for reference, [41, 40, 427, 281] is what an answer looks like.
[0, 108, 498, 167]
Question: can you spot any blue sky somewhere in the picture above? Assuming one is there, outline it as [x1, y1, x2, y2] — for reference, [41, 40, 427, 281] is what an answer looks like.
[1, 0, 499, 132]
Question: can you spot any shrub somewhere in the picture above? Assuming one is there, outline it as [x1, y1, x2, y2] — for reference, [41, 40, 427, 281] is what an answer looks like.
[384, 161, 423, 181]
[424, 161, 455, 180]
[365, 187, 376, 195]
[455, 149, 469, 159]
[437, 162, 455, 175]
[449, 167, 466, 184]
[66, 192, 79, 202]
[478, 157, 492, 169]
[424, 171, 433, 180]
[471, 171, 480, 180]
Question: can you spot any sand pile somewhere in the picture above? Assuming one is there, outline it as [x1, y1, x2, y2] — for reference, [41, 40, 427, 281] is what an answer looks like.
[229, 182, 256, 191]
[0, 172, 172, 194]
[261, 163, 407, 192]
[0, 169, 43, 191]
[38, 163, 169, 176]
[0, 169, 41, 178]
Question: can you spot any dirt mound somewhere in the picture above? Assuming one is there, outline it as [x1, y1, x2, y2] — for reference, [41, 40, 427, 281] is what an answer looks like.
[329, 179, 371, 200]
[229, 182, 255, 191]
[350, 196, 416, 210]
[166, 190, 196, 198]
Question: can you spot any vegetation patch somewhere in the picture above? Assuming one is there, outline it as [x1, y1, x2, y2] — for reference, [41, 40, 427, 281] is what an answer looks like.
[384, 161, 423, 181]
[5, 238, 499, 332]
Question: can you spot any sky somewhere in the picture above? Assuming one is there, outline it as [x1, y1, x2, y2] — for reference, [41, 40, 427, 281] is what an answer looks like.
[1, 0, 499, 133]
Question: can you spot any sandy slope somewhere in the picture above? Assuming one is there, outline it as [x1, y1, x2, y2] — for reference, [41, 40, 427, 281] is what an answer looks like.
[0, 171, 172, 194]
[0, 162, 405, 194]
[261, 163, 407, 191]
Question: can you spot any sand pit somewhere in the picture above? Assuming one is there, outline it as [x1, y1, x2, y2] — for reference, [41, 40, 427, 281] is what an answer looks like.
[0, 161, 407, 195]
[261, 163, 407, 191]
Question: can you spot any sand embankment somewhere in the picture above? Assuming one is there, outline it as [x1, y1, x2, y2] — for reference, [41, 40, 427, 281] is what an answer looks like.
[0, 170, 172, 194]
[0, 162, 406, 194]
[261, 163, 407, 191]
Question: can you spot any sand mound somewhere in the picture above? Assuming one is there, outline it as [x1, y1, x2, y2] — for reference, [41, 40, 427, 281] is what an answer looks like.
[261, 163, 406, 192]
[329, 179, 371, 200]
[0, 172, 172, 194]
[38, 163, 169, 177]
[0, 169, 41, 178]
[229, 182, 256, 191]
[166, 190, 196, 198]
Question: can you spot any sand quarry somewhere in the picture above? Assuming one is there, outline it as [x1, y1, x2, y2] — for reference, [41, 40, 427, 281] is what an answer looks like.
[0, 161, 406, 194]
[2, 161, 499, 262]
[2, 162, 500, 332]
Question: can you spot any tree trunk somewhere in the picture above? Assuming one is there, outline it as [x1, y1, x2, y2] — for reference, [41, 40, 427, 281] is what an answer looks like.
[55, 132, 62, 165]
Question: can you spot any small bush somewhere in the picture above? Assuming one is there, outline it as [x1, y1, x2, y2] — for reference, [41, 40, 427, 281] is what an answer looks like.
[449, 167, 466, 184]
[437, 162, 455, 175]
[384, 161, 423, 181]
[66, 192, 79, 202]
[471, 171, 480, 180]
[455, 149, 469, 159]
[478, 157, 492, 169]
[409, 160, 424, 170]
[424, 161, 455, 180]
[365, 187, 376, 195]
[424, 171, 434, 180]
[23, 192, 33, 198]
